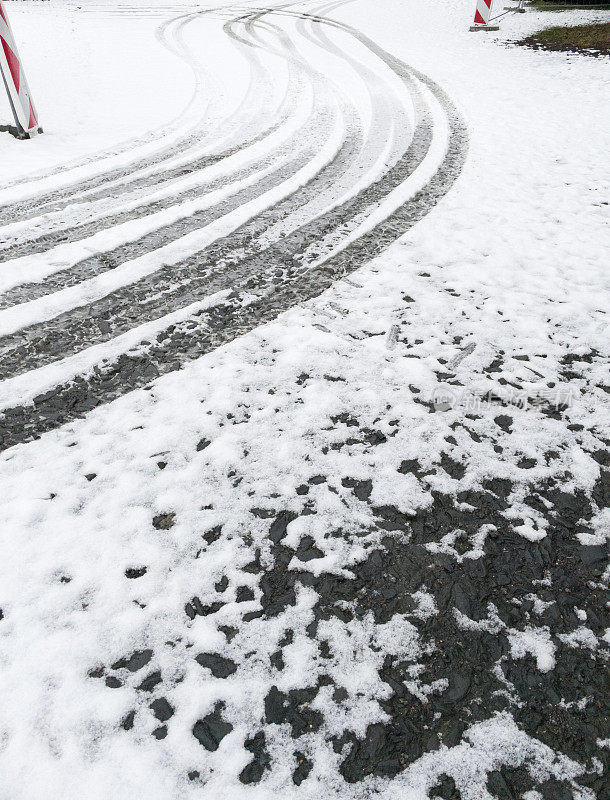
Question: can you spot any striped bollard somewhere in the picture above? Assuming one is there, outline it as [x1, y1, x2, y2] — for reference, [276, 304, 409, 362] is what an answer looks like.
[0, 0, 40, 138]
[470, 0, 500, 31]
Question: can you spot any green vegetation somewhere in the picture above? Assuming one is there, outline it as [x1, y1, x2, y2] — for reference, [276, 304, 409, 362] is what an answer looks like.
[530, 1, 610, 8]
[520, 21, 610, 53]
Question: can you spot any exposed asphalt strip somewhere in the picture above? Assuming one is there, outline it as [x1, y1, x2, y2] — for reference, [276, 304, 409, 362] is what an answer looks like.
[0, 8, 466, 450]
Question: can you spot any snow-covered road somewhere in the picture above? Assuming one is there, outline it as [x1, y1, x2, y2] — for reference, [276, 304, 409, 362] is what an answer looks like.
[0, 3, 465, 444]
[0, 1, 608, 799]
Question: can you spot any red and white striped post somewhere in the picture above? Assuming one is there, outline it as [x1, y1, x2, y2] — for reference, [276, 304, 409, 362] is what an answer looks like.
[0, 0, 40, 138]
[470, 0, 500, 31]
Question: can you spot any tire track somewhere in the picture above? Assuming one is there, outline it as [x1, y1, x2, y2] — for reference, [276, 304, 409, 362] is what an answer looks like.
[0, 9, 317, 264]
[0, 3, 467, 450]
[0, 11, 216, 210]
[0, 6, 405, 339]
[0, 7, 294, 221]
[0, 95, 328, 302]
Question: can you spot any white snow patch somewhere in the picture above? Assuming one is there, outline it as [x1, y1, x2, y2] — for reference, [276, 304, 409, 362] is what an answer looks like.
[507, 627, 556, 673]
[411, 590, 438, 620]
[558, 627, 599, 652]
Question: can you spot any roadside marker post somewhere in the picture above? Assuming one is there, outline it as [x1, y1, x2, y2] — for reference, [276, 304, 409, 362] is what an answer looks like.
[0, 0, 40, 138]
[470, 0, 500, 31]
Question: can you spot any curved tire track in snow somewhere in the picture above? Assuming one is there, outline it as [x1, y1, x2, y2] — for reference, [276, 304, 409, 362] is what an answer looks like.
[0, 7, 296, 221]
[0, 3, 467, 451]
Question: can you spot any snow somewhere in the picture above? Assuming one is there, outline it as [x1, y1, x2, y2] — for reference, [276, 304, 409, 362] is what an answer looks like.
[0, 0, 608, 797]
[577, 507, 610, 546]
[0, 99, 319, 283]
[396, 712, 585, 800]
[453, 604, 505, 633]
[524, 593, 555, 616]
[507, 626, 557, 673]
[410, 590, 438, 620]
[0, 1, 194, 184]
[558, 626, 600, 651]
[0, 107, 344, 337]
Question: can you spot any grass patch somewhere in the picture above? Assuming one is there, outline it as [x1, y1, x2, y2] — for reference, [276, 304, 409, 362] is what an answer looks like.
[520, 21, 610, 53]
[529, 1, 610, 9]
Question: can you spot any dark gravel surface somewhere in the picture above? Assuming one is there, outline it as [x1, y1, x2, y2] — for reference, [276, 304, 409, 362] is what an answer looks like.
[81, 392, 608, 796]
